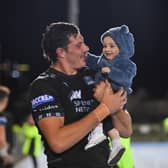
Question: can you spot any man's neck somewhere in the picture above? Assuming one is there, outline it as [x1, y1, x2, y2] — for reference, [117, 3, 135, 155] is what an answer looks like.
[51, 62, 77, 75]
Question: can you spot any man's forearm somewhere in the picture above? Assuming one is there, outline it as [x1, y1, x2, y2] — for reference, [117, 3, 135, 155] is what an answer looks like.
[38, 103, 110, 153]
[111, 109, 132, 137]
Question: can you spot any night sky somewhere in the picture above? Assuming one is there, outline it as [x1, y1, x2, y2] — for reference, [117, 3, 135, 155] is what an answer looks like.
[0, 0, 167, 98]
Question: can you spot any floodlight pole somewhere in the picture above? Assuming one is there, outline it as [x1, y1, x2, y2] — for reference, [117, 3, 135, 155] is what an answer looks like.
[67, 0, 79, 25]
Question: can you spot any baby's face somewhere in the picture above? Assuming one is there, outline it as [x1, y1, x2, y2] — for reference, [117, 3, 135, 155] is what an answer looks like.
[102, 36, 119, 60]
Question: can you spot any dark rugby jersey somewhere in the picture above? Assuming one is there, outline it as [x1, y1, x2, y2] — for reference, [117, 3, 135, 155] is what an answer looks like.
[29, 67, 110, 168]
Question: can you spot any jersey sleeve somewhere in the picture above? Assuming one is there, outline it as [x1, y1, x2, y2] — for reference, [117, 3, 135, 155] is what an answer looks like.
[0, 115, 7, 126]
[86, 52, 101, 71]
[109, 59, 137, 84]
[29, 79, 64, 122]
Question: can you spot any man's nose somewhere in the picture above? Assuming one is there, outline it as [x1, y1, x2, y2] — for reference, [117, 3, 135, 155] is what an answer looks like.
[84, 44, 89, 52]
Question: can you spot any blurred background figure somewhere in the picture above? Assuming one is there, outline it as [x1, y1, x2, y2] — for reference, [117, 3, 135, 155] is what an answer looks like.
[117, 137, 134, 168]
[21, 114, 42, 168]
[108, 137, 134, 168]
[0, 85, 14, 168]
[163, 117, 168, 136]
[12, 113, 42, 168]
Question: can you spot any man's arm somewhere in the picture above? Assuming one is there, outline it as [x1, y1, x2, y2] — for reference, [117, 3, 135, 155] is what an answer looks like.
[37, 83, 126, 153]
[0, 125, 7, 149]
[111, 109, 132, 137]
[37, 109, 100, 153]
[0, 125, 14, 164]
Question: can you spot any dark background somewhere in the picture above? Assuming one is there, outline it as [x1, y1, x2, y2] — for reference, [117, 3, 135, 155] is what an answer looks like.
[0, 0, 167, 99]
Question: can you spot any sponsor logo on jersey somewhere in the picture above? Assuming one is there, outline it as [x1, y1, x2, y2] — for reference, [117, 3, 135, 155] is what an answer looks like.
[70, 90, 81, 101]
[63, 82, 69, 87]
[83, 76, 95, 86]
[31, 95, 55, 109]
[39, 105, 58, 112]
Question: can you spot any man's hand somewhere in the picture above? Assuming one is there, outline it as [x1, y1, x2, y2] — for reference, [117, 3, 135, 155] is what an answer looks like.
[94, 80, 127, 115]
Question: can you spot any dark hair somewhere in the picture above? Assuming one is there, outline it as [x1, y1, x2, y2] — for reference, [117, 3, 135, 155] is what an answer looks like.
[41, 22, 80, 63]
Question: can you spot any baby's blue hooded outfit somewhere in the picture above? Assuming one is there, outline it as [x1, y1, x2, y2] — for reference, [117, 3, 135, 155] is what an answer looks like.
[86, 25, 137, 144]
[87, 25, 137, 94]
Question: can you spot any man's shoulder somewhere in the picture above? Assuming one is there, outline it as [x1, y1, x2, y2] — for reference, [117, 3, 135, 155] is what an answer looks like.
[86, 53, 101, 71]
[79, 67, 96, 76]
[29, 68, 63, 97]
[77, 67, 96, 86]
[31, 68, 61, 87]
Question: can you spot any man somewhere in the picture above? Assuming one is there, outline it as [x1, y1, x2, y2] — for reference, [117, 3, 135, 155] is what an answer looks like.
[29, 22, 132, 168]
[0, 86, 14, 167]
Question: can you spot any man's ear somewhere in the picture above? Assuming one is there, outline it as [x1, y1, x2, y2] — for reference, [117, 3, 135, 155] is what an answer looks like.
[56, 48, 66, 58]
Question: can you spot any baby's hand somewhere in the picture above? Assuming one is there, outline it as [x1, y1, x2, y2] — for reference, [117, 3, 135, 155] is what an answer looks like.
[101, 67, 111, 74]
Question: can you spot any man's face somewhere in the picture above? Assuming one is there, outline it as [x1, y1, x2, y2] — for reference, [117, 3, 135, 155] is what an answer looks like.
[0, 97, 8, 112]
[64, 33, 89, 69]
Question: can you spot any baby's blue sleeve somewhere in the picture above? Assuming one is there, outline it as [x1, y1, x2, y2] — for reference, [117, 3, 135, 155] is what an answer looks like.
[107, 59, 137, 94]
[86, 52, 100, 71]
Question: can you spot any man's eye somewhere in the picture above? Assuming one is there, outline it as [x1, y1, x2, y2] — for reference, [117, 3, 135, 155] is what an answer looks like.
[111, 45, 117, 48]
[76, 44, 81, 48]
[77, 45, 81, 48]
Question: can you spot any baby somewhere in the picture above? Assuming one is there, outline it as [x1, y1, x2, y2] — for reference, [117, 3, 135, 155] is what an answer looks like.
[86, 25, 137, 166]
